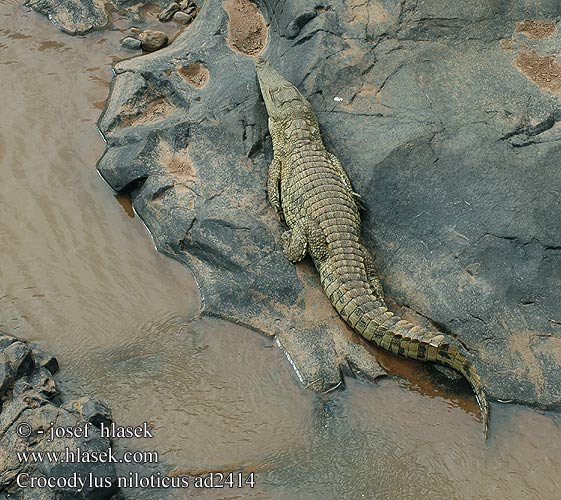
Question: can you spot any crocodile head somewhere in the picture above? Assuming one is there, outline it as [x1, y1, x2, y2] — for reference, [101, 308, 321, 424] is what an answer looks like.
[255, 57, 312, 121]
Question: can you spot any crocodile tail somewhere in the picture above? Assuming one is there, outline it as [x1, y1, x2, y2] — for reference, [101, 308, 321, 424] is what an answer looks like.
[322, 272, 490, 437]
[364, 312, 490, 438]
[447, 346, 490, 438]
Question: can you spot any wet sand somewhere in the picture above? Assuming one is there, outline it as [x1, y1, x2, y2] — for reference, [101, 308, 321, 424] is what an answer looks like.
[1, 2, 561, 499]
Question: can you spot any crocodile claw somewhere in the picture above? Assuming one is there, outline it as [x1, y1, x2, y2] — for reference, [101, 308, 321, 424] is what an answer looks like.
[353, 192, 367, 211]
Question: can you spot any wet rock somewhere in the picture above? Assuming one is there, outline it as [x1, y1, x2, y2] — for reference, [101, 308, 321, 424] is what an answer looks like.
[24, 0, 185, 35]
[158, 1, 180, 22]
[121, 36, 141, 50]
[173, 11, 193, 25]
[61, 397, 112, 428]
[96, 0, 561, 409]
[24, 0, 109, 35]
[138, 29, 168, 52]
[31, 347, 59, 375]
[0, 335, 17, 350]
[0, 331, 120, 498]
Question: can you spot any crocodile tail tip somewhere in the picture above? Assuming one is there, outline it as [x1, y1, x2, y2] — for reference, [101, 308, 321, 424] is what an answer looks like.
[446, 346, 489, 439]
[467, 365, 490, 439]
[476, 388, 490, 439]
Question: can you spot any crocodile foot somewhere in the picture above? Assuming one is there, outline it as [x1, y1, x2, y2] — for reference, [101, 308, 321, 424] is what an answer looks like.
[276, 324, 386, 392]
[281, 229, 307, 263]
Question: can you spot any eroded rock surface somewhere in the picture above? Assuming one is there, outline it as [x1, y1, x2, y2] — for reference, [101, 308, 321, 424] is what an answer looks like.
[0, 332, 120, 499]
[23, 0, 112, 35]
[95, 0, 561, 408]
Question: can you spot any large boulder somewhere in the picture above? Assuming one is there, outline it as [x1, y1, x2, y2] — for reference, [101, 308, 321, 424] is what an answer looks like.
[95, 0, 561, 408]
[0, 332, 120, 499]
[23, 0, 109, 35]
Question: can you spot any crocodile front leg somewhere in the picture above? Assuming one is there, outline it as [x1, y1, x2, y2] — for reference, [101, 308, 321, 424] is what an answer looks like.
[327, 152, 365, 208]
[267, 157, 282, 217]
[327, 152, 353, 191]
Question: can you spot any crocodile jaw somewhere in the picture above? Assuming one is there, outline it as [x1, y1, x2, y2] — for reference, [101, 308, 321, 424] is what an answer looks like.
[255, 57, 309, 121]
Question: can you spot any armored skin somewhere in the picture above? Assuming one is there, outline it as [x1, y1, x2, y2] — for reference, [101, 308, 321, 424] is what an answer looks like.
[255, 57, 490, 437]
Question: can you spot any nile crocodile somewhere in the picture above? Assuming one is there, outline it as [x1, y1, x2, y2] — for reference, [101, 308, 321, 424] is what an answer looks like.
[255, 57, 490, 437]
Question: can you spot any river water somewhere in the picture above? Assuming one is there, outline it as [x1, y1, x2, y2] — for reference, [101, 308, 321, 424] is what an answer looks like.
[1, 2, 561, 499]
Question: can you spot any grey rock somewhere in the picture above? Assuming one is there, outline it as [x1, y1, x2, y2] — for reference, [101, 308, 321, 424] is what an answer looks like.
[0, 332, 120, 498]
[0, 354, 9, 398]
[0, 342, 33, 399]
[31, 347, 59, 375]
[24, 0, 108, 35]
[138, 29, 168, 52]
[0, 333, 17, 350]
[4, 342, 32, 381]
[173, 11, 193, 25]
[24, 0, 180, 35]
[23, 367, 57, 400]
[96, 0, 561, 408]
[97, 0, 385, 395]
[121, 36, 142, 51]
[61, 397, 112, 427]
[158, 1, 180, 22]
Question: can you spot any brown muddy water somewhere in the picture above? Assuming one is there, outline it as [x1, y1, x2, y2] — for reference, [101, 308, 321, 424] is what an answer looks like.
[1, 2, 561, 499]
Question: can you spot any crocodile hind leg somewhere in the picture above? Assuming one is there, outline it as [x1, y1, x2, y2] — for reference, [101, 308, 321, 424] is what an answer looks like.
[282, 218, 329, 263]
[281, 223, 307, 263]
[360, 244, 384, 299]
[304, 218, 329, 261]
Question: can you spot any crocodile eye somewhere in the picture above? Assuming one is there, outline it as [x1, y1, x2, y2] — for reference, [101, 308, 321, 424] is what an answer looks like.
[268, 87, 282, 102]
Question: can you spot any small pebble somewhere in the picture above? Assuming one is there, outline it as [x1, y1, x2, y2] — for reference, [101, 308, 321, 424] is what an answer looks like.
[139, 30, 169, 51]
[158, 2, 180, 22]
[174, 11, 193, 25]
[121, 36, 142, 50]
